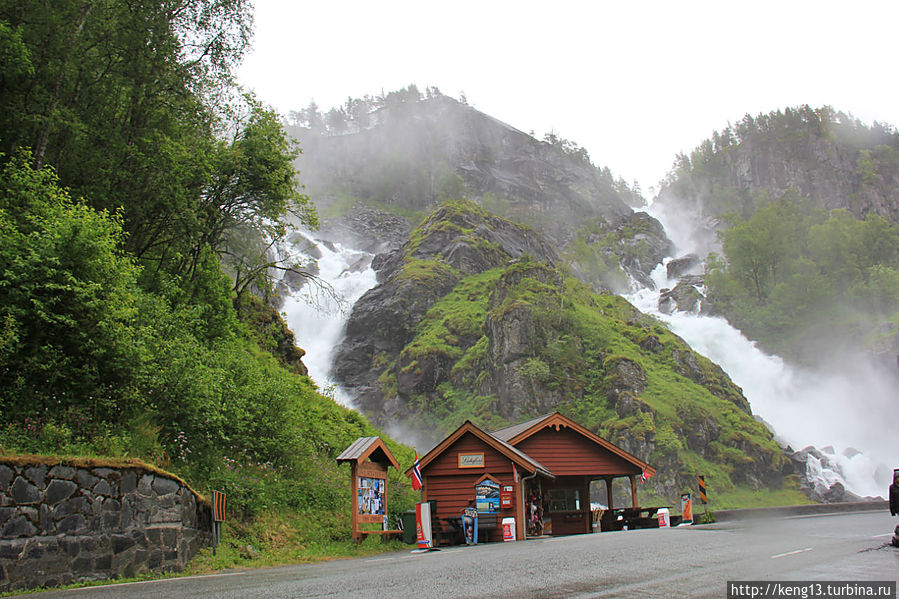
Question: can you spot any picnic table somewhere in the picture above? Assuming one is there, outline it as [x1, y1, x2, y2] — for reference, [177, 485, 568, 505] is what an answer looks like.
[601, 507, 675, 531]
[438, 514, 499, 545]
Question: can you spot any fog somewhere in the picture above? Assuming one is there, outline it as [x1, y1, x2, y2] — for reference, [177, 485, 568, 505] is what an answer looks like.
[628, 252, 898, 499]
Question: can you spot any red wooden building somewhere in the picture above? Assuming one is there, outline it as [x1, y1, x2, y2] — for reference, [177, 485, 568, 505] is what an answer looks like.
[407, 413, 655, 542]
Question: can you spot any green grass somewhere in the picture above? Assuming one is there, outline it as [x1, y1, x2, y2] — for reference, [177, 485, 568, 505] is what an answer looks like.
[706, 477, 813, 510]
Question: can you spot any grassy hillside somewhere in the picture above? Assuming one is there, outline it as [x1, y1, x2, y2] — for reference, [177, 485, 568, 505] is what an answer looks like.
[360, 200, 794, 502]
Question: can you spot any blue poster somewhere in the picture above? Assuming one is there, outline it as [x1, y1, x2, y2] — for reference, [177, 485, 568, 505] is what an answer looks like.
[476, 479, 500, 513]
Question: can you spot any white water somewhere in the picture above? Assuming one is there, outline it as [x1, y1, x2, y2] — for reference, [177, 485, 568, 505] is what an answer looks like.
[627, 260, 896, 499]
[279, 231, 378, 406]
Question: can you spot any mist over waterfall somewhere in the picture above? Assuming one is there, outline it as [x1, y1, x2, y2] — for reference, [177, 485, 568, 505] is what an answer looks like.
[279, 232, 377, 407]
[628, 218, 898, 500]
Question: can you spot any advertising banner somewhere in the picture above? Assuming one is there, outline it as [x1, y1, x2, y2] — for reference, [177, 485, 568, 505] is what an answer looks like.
[681, 493, 693, 524]
[416, 501, 432, 549]
[475, 479, 500, 513]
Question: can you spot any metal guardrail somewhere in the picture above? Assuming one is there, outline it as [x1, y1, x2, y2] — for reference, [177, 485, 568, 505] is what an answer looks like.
[712, 500, 889, 522]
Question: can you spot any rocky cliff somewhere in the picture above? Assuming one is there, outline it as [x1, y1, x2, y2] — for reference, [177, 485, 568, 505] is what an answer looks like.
[290, 93, 670, 289]
[654, 105, 899, 256]
[333, 200, 790, 499]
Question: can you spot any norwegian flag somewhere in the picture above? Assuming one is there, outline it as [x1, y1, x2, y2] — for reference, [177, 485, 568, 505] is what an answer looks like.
[411, 452, 423, 491]
[640, 469, 652, 484]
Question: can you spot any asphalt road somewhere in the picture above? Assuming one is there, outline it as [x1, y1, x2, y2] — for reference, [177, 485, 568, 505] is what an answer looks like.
[30, 511, 899, 599]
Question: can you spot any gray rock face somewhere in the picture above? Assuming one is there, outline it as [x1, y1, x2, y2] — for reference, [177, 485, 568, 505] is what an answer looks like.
[317, 204, 411, 255]
[666, 254, 701, 279]
[10, 478, 40, 505]
[615, 212, 676, 289]
[45, 480, 77, 505]
[0, 461, 212, 593]
[659, 275, 705, 314]
[333, 201, 559, 421]
[294, 96, 638, 251]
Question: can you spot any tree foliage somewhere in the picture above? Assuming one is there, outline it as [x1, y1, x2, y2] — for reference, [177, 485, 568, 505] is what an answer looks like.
[0, 2, 412, 521]
[707, 193, 899, 355]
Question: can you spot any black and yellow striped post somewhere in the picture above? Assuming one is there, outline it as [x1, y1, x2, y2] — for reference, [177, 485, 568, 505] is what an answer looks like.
[212, 490, 226, 555]
[697, 475, 708, 522]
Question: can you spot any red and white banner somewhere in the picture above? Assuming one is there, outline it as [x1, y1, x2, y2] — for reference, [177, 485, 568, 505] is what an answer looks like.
[415, 501, 432, 549]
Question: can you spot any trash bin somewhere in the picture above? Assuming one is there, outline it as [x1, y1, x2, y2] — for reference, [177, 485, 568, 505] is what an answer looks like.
[657, 507, 670, 528]
[400, 510, 417, 544]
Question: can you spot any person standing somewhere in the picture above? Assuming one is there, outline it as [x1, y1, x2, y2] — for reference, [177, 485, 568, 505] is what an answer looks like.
[891, 470, 899, 548]
[890, 470, 898, 517]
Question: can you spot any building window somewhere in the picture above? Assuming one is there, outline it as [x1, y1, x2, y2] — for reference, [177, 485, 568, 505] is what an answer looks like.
[547, 488, 581, 511]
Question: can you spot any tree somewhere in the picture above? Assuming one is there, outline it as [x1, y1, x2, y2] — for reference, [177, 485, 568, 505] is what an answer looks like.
[0, 151, 141, 422]
[183, 100, 318, 279]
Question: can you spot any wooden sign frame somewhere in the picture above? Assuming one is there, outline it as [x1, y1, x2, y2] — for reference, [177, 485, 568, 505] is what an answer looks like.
[458, 452, 485, 468]
[336, 437, 402, 543]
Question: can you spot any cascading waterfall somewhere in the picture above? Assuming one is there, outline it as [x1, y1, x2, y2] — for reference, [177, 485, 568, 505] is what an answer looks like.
[626, 244, 896, 500]
[278, 231, 378, 407]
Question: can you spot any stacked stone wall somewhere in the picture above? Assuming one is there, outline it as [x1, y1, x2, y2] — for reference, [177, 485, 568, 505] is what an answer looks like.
[0, 459, 211, 592]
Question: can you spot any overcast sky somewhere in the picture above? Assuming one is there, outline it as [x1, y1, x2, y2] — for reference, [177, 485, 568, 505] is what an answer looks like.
[237, 0, 899, 195]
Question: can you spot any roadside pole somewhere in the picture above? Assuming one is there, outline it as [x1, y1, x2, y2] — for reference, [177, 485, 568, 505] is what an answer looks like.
[698, 475, 708, 522]
[212, 490, 226, 556]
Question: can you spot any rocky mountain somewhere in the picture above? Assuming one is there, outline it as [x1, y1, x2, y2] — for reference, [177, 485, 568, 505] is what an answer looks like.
[650, 105, 899, 364]
[333, 199, 790, 499]
[654, 105, 899, 257]
[289, 90, 669, 292]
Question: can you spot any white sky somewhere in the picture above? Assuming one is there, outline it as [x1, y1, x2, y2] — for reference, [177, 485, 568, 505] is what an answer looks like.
[237, 0, 899, 195]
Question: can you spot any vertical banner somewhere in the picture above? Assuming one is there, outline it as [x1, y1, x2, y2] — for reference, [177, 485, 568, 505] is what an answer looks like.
[697, 475, 708, 504]
[681, 493, 693, 524]
[415, 501, 432, 549]
[463, 503, 478, 545]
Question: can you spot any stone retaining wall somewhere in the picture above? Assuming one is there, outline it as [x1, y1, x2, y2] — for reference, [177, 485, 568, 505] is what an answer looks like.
[0, 459, 212, 592]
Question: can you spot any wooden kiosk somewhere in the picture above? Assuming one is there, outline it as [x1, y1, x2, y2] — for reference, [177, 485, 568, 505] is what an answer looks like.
[406, 413, 655, 542]
[336, 437, 402, 542]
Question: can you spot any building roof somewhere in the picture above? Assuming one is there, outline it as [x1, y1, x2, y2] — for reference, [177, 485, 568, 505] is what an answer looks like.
[405, 420, 554, 479]
[490, 413, 555, 443]
[407, 412, 655, 483]
[336, 436, 400, 470]
[492, 412, 656, 477]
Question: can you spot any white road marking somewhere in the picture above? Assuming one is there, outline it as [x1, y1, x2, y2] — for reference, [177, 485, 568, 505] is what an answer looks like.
[872, 533, 893, 538]
[771, 547, 813, 559]
[68, 571, 246, 591]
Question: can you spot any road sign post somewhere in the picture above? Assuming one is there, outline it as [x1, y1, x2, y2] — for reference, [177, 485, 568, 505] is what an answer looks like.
[698, 475, 708, 522]
[212, 490, 226, 555]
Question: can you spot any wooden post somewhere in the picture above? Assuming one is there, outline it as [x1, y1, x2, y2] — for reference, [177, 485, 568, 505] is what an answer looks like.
[583, 478, 591, 533]
[606, 477, 614, 510]
[514, 473, 524, 541]
[350, 462, 362, 543]
[630, 475, 638, 508]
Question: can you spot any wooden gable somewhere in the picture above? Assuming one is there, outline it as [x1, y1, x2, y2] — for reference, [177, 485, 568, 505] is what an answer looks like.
[407, 420, 551, 479]
[505, 413, 655, 477]
[425, 430, 514, 477]
[336, 436, 399, 470]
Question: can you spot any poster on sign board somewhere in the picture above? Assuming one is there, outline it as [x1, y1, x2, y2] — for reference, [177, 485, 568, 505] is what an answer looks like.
[358, 476, 386, 516]
[475, 479, 500, 513]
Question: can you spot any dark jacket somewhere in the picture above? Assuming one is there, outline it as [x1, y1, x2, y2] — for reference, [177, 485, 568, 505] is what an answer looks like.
[890, 482, 899, 516]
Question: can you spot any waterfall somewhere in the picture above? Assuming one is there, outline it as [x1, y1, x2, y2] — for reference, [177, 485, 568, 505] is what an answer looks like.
[626, 232, 896, 500]
[278, 231, 378, 407]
